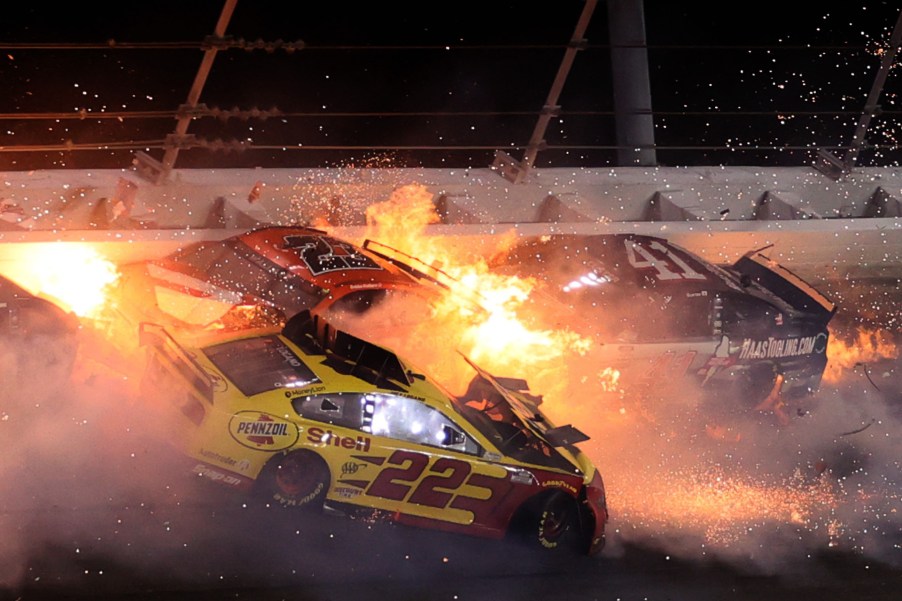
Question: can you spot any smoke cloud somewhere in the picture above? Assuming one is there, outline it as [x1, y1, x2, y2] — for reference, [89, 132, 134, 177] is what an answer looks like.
[0, 327, 224, 591]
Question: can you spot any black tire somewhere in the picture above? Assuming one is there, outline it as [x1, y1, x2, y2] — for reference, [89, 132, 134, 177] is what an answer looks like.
[258, 450, 329, 511]
[511, 492, 579, 552]
[716, 362, 779, 412]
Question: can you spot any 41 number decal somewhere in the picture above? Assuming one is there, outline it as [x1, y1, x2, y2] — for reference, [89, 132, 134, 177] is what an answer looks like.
[625, 238, 706, 281]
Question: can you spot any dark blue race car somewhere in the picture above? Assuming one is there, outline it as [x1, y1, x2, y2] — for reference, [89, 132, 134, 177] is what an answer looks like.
[492, 234, 837, 421]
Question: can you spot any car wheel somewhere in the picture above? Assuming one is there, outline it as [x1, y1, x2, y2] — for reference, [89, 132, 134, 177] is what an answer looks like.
[259, 450, 329, 511]
[729, 363, 780, 410]
[512, 492, 579, 552]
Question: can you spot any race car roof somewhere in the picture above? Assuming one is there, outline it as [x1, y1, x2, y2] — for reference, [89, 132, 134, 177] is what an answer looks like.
[503, 233, 734, 294]
[235, 226, 432, 295]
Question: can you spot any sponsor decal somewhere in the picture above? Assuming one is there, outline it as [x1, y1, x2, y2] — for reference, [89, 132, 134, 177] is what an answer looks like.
[284, 385, 326, 398]
[193, 463, 243, 487]
[507, 468, 536, 485]
[341, 461, 367, 475]
[307, 426, 371, 452]
[334, 486, 363, 499]
[229, 411, 299, 450]
[814, 332, 829, 353]
[206, 371, 228, 393]
[738, 333, 827, 360]
[199, 448, 238, 466]
[275, 482, 325, 507]
[542, 479, 578, 494]
[273, 342, 304, 368]
[349, 283, 383, 290]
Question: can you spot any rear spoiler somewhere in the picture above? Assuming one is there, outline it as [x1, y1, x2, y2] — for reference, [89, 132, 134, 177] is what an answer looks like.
[732, 249, 837, 320]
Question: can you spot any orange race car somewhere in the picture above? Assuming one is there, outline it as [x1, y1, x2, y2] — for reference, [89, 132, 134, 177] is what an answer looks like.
[113, 225, 448, 335]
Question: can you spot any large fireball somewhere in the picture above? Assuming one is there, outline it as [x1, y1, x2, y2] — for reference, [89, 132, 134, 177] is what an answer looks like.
[0, 242, 120, 318]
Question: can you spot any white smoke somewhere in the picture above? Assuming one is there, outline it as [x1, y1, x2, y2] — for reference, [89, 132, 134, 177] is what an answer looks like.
[0, 329, 209, 591]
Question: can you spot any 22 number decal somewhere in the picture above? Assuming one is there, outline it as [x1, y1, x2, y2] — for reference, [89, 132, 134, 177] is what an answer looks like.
[366, 450, 510, 511]
[625, 239, 706, 281]
[366, 450, 430, 501]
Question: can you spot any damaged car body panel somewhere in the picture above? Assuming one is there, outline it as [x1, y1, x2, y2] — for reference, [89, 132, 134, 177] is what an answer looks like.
[114, 225, 447, 333]
[137, 309, 607, 556]
[495, 234, 837, 412]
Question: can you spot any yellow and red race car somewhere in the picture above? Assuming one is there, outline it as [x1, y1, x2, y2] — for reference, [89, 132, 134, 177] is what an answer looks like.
[137, 310, 608, 555]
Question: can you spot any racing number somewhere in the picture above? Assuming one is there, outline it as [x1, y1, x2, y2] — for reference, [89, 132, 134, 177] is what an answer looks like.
[625, 239, 706, 281]
[367, 450, 429, 501]
[366, 450, 508, 512]
[645, 350, 698, 380]
[282, 234, 382, 275]
[408, 457, 472, 507]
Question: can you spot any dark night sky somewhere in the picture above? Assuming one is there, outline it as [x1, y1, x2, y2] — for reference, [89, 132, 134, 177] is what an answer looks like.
[1, 1, 900, 171]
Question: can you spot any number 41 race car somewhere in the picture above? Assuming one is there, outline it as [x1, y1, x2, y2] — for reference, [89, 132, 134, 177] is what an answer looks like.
[493, 234, 837, 422]
[137, 310, 608, 555]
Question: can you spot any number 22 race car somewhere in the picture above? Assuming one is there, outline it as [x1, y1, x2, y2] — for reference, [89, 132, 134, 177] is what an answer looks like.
[137, 309, 608, 555]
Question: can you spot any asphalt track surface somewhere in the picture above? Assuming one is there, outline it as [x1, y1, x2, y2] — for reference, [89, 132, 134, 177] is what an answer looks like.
[6, 493, 902, 601]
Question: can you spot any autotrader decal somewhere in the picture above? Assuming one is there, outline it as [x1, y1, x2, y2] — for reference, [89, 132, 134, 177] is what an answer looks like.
[229, 411, 299, 450]
[199, 448, 239, 466]
[738, 333, 826, 360]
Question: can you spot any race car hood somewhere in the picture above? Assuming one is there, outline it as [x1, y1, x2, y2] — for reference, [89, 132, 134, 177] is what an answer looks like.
[459, 353, 591, 471]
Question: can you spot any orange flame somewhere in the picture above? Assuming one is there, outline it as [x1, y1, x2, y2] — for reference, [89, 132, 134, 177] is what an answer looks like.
[598, 366, 622, 394]
[0, 243, 120, 318]
[823, 326, 898, 384]
[354, 183, 593, 398]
